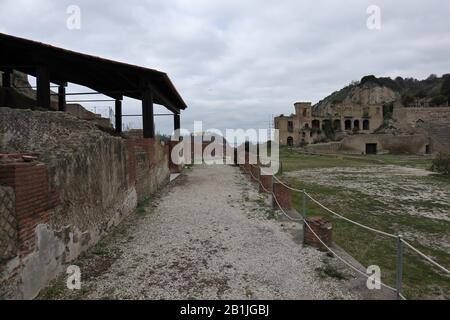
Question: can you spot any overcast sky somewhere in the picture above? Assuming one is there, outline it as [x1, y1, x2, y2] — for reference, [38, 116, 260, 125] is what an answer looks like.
[1, 0, 450, 135]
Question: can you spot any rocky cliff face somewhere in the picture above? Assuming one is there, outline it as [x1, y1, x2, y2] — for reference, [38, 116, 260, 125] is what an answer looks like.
[312, 74, 450, 114]
[312, 78, 400, 115]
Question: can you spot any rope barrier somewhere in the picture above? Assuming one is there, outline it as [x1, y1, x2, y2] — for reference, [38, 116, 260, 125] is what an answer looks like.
[242, 162, 450, 297]
[244, 167, 397, 292]
[302, 218, 398, 292]
[272, 174, 307, 193]
[304, 191, 397, 239]
[272, 174, 397, 238]
[273, 173, 450, 275]
[247, 166, 302, 222]
[401, 239, 450, 275]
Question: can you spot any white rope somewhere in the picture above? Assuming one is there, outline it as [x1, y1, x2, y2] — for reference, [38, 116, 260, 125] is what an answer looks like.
[270, 189, 303, 222]
[243, 167, 398, 293]
[271, 174, 397, 239]
[246, 166, 302, 222]
[304, 191, 397, 239]
[275, 175, 450, 274]
[401, 239, 450, 275]
[273, 174, 307, 193]
[303, 218, 398, 292]
[243, 164, 450, 294]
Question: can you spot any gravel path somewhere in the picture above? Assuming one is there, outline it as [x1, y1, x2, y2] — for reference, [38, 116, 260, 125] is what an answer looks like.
[83, 165, 355, 300]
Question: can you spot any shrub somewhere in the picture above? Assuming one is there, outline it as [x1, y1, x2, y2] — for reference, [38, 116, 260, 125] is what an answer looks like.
[430, 95, 448, 107]
[441, 76, 450, 97]
[431, 152, 450, 175]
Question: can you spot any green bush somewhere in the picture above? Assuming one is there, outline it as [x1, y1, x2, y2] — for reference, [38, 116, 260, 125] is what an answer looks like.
[431, 152, 450, 175]
[441, 76, 450, 97]
[430, 95, 448, 106]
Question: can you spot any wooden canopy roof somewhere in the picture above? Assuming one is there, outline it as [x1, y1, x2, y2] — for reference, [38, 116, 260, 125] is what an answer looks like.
[0, 32, 187, 113]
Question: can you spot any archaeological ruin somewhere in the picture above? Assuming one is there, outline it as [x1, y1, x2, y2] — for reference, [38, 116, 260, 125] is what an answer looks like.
[275, 75, 450, 155]
[0, 33, 187, 299]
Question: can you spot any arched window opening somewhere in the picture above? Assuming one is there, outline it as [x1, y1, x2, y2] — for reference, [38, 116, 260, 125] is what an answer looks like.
[312, 120, 320, 129]
[345, 120, 352, 131]
[287, 137, 294, 147]
[363, 119, 370, 131]
[333, 119, 341, 131]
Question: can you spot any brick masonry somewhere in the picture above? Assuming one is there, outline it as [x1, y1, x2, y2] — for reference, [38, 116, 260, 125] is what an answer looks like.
[125, 136, 170, 202]
[272, 182, 292, 210]
[258, 168, 273, 194]
[303, 217, 333, 249]
[125, 139, 137, 187]
[0, 110, 172, 298]
[0, 185, 17, 262]
[250, 164, 260, 182]
[0, 157, 59, 257]
[169, 140, 182, 173]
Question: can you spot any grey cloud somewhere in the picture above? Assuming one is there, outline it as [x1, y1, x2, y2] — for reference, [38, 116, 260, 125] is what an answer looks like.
[1, 0, 450, 135]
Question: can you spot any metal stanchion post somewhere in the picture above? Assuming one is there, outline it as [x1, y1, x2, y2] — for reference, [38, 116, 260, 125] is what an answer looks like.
[396, 235, 404, 300]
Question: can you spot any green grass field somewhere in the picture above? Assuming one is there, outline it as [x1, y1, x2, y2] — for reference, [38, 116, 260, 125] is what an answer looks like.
[277, 148, 450, 299]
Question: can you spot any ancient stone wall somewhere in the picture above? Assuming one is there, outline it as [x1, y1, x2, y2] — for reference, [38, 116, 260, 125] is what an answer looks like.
[128, 137, 170, 202]
[303, 133, 429, 155]
[0, 108, 170, 299]
[304, 141, 343, 154]
[65, 104, 113, 130]
[341, 134, 429, 155]
[393, 107, 450, 126]
[0, 71, 59, 110]
[0, 185, 17, 263]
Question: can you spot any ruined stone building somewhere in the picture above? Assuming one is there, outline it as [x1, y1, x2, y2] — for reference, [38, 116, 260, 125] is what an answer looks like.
[0, 33, 187, 299]
[275, 75, 450, 154]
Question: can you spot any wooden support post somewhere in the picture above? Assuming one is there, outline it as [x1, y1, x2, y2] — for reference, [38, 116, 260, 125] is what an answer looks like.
[2, 69, 11, 88]
[36, 66, 50, 109]
[174, 113, 180, 131]
[174, 112, 180, 139]
[115, 99, 122, 133]
[142, 88, 155, 138]
[58, 83, 66, 112]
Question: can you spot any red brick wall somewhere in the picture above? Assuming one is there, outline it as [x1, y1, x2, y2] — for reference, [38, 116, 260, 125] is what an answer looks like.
[250, 165, 260, 182]
[304, 217, 333, 249]
[272, 182, 292, 210]
[126, 137, 164, 184]
[124, 136, 170, 200]
[259, 169, 273, 194]
[125, 139, 136, 187]
[0, 157, 59, 256]
[169, 140, 182, 173]
[134, 137, 156, 164]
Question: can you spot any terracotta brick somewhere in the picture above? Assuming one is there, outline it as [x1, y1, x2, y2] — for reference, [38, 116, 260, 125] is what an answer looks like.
[272, 182, 292, 210]
[0, 155, 59, 256]
[304, 217, 333, 249]
[125, 139, 136, 186]
[169, 140, 182, 173]
[259, 168, 273, 194]
[250, 165, 260, 183]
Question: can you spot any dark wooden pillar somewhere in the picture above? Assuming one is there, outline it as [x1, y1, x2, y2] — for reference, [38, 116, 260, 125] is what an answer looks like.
[174, 112, 180, 130]
[36, 66, 50, 109]
[142, 88, 155, 138]
[115, 99, 122, 133]
[2, 69, 11, 88]
[58, 83, 66, 112]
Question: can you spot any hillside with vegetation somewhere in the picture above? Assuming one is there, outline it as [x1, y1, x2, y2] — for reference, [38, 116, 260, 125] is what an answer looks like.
[313, 74, 450, 112]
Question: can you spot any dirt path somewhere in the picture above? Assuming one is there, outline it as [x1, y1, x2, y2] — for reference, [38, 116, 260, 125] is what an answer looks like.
[44, 165, 359, 300]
